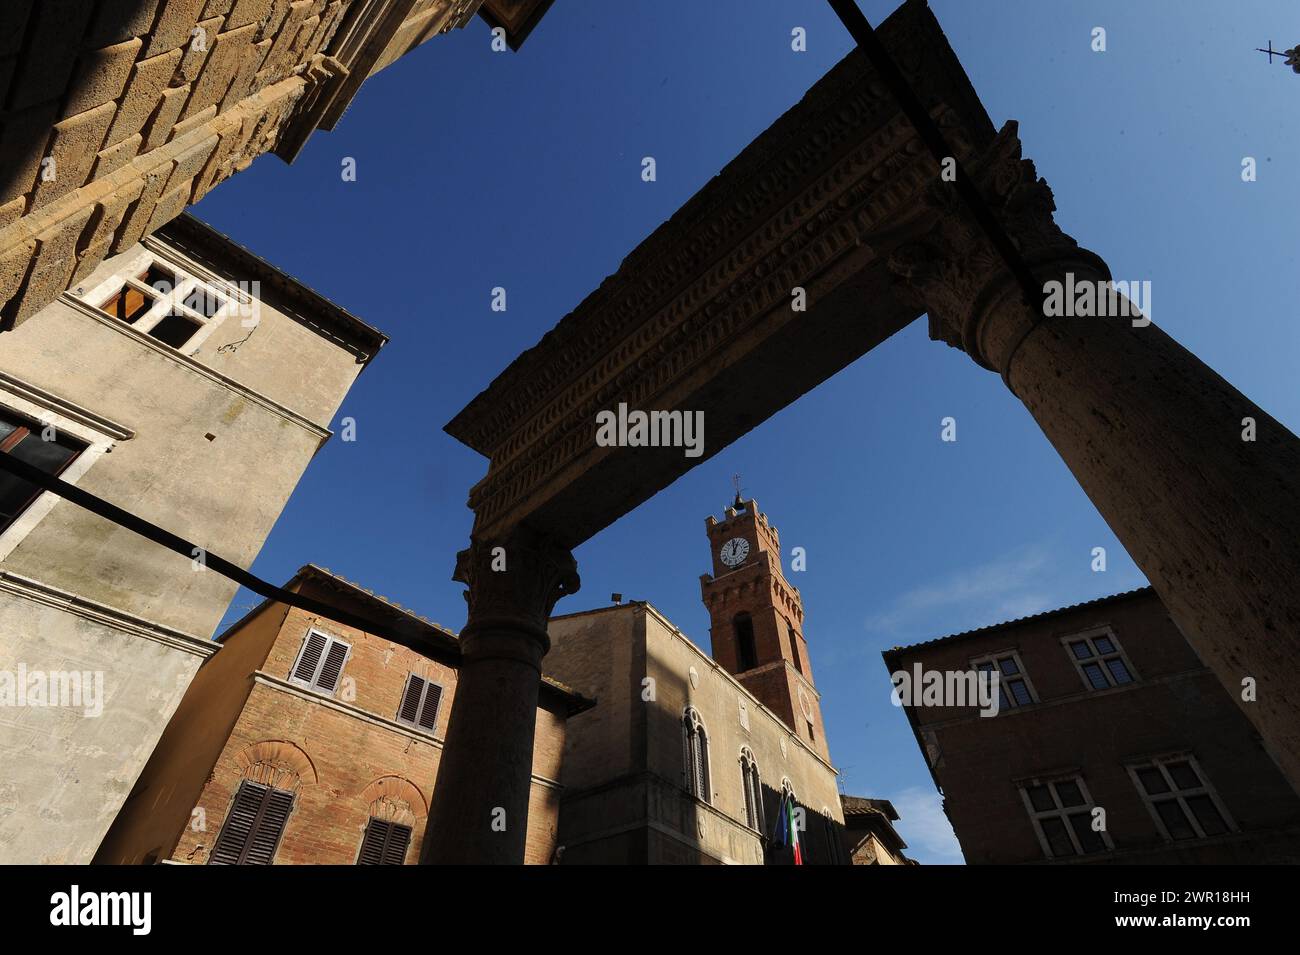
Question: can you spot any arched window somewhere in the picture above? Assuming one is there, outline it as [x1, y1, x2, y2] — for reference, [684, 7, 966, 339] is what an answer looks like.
[786, 618, 804, 675]
[740, 747, 764, 832]
[682, 707, 711, 804]
[733, 613, 757, 671]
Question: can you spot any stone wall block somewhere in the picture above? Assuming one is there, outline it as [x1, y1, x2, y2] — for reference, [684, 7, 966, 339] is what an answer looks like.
[114, 158, 176, 252]
[201, 0, 238, 20]
[0, 198, 24, 232]
[227, 0, 275, 30]
[91, 132, 145, 181]
[31, 102, 118, 211]
[144, 85, 192, 151]
[89, 0, 163, 47]
[0, 2, 35, 59]
[64, 37, 144, 118]
[0, 102, 58, 206]
[146, 184, 192, 237]
[164, 134, 221, 196]
[222, 37, 274, 110]
[72, 178, 148, 285]
[181, 22, 258, 121]
[176, 16, 225, 85]
[262, 1, 313, 80]
[8, 0, 94, 111]
[172, 105, 219, 141]
[0, 238, 37, 320]
[144, 0, 209, 58]
[11, 204, 97, 326]
[105, 48, 184, 148]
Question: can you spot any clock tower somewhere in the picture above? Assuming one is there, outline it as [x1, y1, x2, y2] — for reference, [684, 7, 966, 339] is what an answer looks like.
[700, 495, 829, 760]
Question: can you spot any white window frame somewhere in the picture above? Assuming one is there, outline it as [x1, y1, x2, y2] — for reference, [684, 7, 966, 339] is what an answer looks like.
[0, 378, 129, 562]
[1126, 753, 1237, 843]
[1017, 774, 1113, 859]
[1061, 626, 1139, 690]
[287, 628, 351, 696]
[83, 249, 251, 357]
[970, 648, 1038, 710]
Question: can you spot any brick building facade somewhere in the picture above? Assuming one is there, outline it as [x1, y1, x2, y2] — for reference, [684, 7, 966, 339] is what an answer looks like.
[884, 588, 1300, 864]
[96, 564, 588, 865]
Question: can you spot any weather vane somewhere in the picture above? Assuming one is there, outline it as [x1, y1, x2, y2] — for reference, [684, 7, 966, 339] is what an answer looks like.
[732, 473, 746, 508]
[1256, 40, 1300, 73]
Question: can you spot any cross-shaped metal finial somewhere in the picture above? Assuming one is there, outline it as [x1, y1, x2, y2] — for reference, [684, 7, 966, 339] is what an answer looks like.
[1257, 41, 1300, 72]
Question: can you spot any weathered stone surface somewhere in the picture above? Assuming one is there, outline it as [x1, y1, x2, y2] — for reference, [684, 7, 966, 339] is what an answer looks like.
[11, 205, 97, 325]
[105, 48, 184, 147]
[31, 102, 118, 211]
[181, 22, 258, 120]
[143, 84, 192, 150]
[176, 16, 223, 84]
[164, 134, 221, 196]
[114, 158, 175, 252]
[227, 0, 275, 30]
[172, 105, 219, 140]
[264, 1, 313, 78]
[91, 132, 145, 180]
[72, 178, 147, 284]
[0, 198, 25, 232]
[88, 0, 162, 47]
[223, 37, 273, 110]
[0, 102, 58, 206]
[144, 0, 209, 58]
[0, 238, 37, 319]
[201, 0, 237, 18]
[65, 37, 145, 118]
[146, 184, 192, 236]
[8, 0, 95, 111]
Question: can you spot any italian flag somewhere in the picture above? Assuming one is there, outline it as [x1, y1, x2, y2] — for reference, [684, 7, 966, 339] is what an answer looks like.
[787, 796, 803, 866]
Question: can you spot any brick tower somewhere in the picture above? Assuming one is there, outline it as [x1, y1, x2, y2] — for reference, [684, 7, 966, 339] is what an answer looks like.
[700, 495, 829, 760]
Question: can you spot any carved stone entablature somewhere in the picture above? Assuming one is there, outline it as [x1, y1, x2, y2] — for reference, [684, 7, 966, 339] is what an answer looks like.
[453, 525, 580, 651]
[885, 121, 1110, 376]
[447, 1, 1001, 547]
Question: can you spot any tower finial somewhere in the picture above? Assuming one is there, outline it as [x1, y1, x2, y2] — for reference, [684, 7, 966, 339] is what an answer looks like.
[731, 473, 746, 510]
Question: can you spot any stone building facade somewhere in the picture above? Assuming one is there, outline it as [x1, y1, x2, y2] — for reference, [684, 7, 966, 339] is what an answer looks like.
[839, 795, 912, 865]
[542, 499, 847, 865]
[0, 213, 384, 863]
[884, 588, 1300, 864]
[0, 0, 555, 332]
[95, 564, 588, 865]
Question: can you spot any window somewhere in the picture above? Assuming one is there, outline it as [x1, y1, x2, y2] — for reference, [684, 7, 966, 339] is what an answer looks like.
[397, 674, 443, 733]
[972, 651, 1036, 710]
[740, 747, 763, 832]
[1019, 776, 1110, 859]
[288, 630, 349, 695]
[787, 618, 803, 675]
[89, 254, 244, 354]
[1128, 756, 1234, 842]
[209, 780, 294, 865]
[357, 817, 413, 865]
[0, 409, 87, 536]
[682, 707, 711, 804]
[734, 613, 757, 671]
[1064, 629, 1137, 690]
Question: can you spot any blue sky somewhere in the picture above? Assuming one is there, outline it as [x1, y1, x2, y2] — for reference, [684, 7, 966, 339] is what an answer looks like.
[194, 1, 1300, 863]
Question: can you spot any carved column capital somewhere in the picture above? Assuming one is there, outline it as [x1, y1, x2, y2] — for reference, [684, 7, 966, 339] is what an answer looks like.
[886, 121, 1109, 376]
[453, 524, 580, 657]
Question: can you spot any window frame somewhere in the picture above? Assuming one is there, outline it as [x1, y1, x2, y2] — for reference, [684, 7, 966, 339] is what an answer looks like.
[82, 249, 251, 357]
[969, 648, 1039, 711]
[356, 816, 414, 865]
[287, 628, 351, 697]
[0, 382, 126, 562]
[396, 672, 444, 734]
[1061, 626, 1140, 691]
[208, 779, 295, 866]
[682, 706, 712, 805]
[739, 746, 764, 833]
[1017, 773, 1113, 860]
[1126, 753, 1237, 843]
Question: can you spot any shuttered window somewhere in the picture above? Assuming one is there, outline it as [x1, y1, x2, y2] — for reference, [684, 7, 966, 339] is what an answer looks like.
[209, 781, 294, 865]
[740, 748, 763, 831]
[357, 817, 413, 865]
[682, 708, 710, 804]
[396, 674, 442, 732]
[289, 630, 349, 694]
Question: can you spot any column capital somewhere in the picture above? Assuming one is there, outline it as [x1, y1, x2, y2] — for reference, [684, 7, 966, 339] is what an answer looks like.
[886, 121, 1109, 377]
[453, 525, 580, 656]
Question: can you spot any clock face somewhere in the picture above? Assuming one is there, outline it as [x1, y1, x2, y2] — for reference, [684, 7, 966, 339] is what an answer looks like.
[719, 537, 750, 568]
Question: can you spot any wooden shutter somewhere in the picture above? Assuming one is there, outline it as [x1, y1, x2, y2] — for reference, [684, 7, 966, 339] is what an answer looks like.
[399, 675, 425, 724]
[209, 781, 294, 865]
[290, 631, 328, 684]
[416, 682, 441, 731]
[314, 640, 348, 693]
[357, 817, 412, 865]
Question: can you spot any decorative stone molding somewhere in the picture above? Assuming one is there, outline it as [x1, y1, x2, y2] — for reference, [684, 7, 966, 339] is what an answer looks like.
[886, 121, 1110, 379]
[234, 739, 319, 792]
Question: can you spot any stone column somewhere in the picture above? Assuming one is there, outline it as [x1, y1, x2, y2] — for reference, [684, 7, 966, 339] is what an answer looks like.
[889, 122, 1300, 791]
[420, 525, 579, 864]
